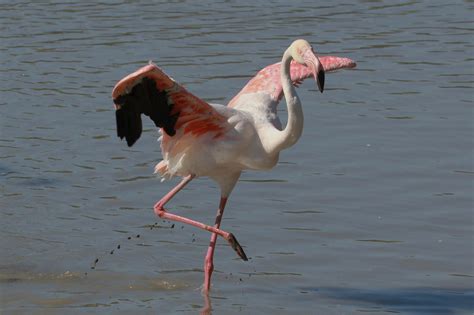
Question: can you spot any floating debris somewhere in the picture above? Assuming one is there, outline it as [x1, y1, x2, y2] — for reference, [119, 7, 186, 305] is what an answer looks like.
[91, 258, 99, 269]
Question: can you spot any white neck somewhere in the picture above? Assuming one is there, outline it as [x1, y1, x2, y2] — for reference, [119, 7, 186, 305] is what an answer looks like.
[266, 48, 304, 154]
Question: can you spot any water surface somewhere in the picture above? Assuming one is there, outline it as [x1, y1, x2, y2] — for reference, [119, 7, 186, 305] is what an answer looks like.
[1, 1, 473, 314]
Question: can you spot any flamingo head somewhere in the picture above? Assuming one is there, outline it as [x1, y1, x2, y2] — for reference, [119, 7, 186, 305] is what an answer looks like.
[290, 39, 325, 93]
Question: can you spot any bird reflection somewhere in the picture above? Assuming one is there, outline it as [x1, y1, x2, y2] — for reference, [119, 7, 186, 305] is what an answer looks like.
[200, 293, 212, 315]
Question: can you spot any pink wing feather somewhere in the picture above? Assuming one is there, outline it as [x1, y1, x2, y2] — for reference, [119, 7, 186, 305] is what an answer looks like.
[228, 56, 356, 108]
[112, 63, 230, 177]
[112, 63, 227, 141]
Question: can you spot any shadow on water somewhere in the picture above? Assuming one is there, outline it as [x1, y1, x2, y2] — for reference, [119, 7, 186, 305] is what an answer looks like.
[306, 287, 474, 314]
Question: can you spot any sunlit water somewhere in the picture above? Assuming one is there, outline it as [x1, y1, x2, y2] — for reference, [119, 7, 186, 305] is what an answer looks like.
[1, 1, 473, 314]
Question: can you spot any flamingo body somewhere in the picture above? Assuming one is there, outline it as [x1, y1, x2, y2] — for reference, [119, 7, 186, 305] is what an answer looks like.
[112, 39, 356, 293]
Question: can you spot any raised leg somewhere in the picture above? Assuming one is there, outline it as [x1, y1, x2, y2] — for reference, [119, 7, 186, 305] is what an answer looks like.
[153, 175, 247, 261]
[154, 174, 195, 208]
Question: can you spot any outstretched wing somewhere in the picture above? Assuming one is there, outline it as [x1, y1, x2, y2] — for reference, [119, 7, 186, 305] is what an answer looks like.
[228, 56, 356, 109]
[112, 63, 226, 147]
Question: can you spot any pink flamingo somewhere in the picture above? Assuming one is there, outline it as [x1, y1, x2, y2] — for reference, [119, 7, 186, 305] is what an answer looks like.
[112, 39, 355, 293]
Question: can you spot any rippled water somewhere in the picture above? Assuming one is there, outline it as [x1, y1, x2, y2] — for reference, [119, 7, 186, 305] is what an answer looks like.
[1, 1, 473, 314]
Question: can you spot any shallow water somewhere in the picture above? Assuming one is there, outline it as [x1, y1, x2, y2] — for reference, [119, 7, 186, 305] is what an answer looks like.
[1, 0, 473, 314]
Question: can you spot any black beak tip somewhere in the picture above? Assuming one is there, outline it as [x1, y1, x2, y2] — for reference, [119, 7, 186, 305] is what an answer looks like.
[317, 69, 325, 93]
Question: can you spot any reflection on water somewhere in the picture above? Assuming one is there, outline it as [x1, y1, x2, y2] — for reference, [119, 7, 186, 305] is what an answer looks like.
[200, 294, 212, 315]
[1, 0, 473, 313]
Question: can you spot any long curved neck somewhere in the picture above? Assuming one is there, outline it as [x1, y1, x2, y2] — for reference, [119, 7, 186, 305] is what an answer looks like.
[267, 48, 304, 154]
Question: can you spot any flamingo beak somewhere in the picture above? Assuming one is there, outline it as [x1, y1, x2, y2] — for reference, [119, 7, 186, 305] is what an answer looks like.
[304, 50, 325, 93]
[316, 66, 325, 93]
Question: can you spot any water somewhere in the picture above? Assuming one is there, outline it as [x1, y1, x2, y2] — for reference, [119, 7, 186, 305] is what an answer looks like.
[1, 0, 473, 314]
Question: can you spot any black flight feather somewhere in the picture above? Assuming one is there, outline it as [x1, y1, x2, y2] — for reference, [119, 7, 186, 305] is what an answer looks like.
[114, 77, 179, 147]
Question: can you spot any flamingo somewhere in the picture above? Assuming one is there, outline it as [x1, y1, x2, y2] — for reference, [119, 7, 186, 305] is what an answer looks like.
[111, 39, 356, 293]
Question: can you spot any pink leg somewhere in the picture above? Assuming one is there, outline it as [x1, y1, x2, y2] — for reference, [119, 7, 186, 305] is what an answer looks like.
[153, 175, 247, 261]
[202, 197, 228, 293]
